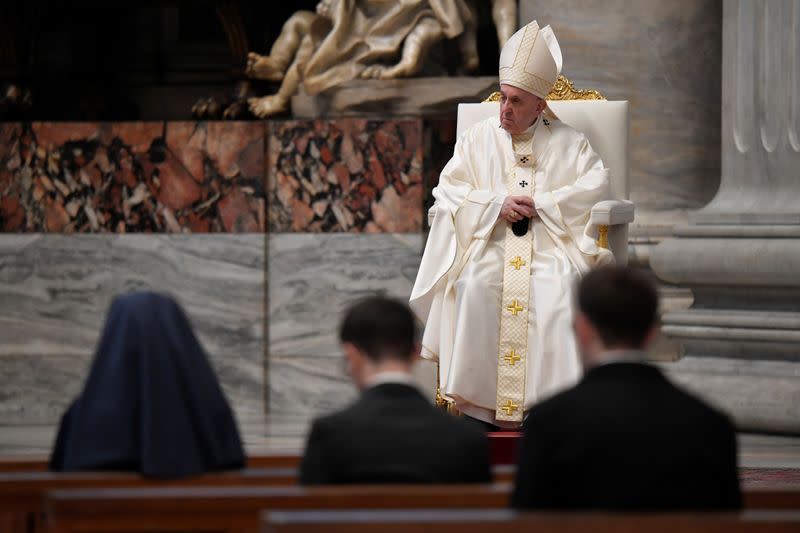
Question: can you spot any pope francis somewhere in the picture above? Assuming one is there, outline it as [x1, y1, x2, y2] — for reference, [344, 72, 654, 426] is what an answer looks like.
[410, 20, 613, 427]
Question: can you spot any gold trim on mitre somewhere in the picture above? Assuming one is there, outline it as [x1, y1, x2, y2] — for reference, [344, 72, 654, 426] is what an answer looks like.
[483, 75, 606, 103]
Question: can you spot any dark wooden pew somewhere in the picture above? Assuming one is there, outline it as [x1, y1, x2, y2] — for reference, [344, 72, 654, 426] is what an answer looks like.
[246, 455, 299, 469]
[0, 454, 507, 533]
[745, 485, 800, 510]
[0, 468, 297, 533]
[261, 509, 800, 533]
[43, 484, 800, 533]
[44, 484, 512, 533]
[0, 453, 299, 473]
[0, 457, 48, 473]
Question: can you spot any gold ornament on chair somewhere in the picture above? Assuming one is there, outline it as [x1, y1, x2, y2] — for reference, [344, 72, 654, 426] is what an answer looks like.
[483, 74, 606, 103]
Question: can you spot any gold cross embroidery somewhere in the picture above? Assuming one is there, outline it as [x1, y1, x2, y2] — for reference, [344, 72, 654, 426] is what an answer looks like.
[509, 256, 526, 270]
[500, 399, 519, 416]
[506, 300, 524, 316]
[503, 350, 522, 365]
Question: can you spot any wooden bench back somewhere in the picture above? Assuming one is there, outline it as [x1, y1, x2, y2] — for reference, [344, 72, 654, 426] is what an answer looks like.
[45, 484, 512, 533]
[0, 457, 49, 473]
[261, 509, 800, 533]
[0, 468, 296, 533]
[0, 460, 508, 533]
[43, 484, 800, 533]
[0, 453, 299, 473]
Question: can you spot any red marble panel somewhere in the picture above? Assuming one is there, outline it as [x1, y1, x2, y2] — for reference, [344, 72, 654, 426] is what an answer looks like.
[0, 121, 265, 233]
[267, 119, 423, 233]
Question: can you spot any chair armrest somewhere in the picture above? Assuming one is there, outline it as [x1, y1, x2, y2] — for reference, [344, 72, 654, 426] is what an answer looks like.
[590, 199, 634, 226]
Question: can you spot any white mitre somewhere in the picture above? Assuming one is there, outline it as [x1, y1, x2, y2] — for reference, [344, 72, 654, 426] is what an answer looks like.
[499, 20, 562, 99]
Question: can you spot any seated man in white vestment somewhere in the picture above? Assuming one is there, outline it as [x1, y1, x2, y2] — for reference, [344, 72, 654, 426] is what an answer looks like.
[410, 20, 613, 428]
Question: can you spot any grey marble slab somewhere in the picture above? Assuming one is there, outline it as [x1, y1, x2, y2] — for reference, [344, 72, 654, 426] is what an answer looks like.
[109, 235, 267, 360]
[660, 357, 800, 434]
[0, 354, 90, 425]
[268, 354, 357, 422]
[268, 233, 423, 358]
[0, 424, 57, 455]
[267, 233, 430, 423]
[520, 0, 723, 224]
[0, 235, 114, 356]
[267, 233, 424, 421]
[0, 234, 266, 427]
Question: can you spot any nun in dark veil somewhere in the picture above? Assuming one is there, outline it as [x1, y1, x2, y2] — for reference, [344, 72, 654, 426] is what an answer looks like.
[49, 291, 245, 478]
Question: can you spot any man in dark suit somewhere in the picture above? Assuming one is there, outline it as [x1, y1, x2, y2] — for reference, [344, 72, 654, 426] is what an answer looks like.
[512, 266, 742, 510]
[300, 296, 492, 485]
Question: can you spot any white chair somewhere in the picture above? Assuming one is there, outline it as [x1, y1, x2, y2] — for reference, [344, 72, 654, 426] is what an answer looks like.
[454, 77, 634, 264]
[419, 78, 636, 410]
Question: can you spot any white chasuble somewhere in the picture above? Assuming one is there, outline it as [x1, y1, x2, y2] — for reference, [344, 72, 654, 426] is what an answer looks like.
[410, 115, 613, 427]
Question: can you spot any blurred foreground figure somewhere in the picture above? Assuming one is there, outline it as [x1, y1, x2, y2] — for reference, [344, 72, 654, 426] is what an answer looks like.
[50, 292, 245, 478]
[512, 266, 742, 510]
[300, 296, 491, 484]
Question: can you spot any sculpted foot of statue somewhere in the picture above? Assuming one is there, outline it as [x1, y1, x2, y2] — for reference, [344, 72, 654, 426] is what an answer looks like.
[360, 64, 410, 80]
[248, 94, 289, 118]
[222, 100, 248, 119]
[359, 17, 444, 80]
[246, 52, 285, 82]
[191, 97, 210, 118]
[245, 9, 316, 83]
[192, 96, 223, 119]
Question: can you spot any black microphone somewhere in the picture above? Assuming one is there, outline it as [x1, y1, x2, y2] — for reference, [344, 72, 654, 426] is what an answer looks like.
[512, 217, 530, 236]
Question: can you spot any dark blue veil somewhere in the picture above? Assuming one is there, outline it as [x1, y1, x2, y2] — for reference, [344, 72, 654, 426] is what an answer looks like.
[50, 292, 245, 478]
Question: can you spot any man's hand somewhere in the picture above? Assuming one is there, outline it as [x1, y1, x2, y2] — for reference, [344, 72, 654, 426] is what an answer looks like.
[500, 196, 536, 223]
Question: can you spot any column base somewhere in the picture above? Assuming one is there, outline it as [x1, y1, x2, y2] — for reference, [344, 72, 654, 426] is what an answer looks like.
[660, 357, 800, 434]
[652, 234, 800, 434]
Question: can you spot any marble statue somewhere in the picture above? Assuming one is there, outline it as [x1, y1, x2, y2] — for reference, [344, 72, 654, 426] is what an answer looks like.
[243, 0, 518, 117]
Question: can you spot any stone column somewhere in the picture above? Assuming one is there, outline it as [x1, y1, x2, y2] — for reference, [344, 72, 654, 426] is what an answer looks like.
[651, 0, 800, 433]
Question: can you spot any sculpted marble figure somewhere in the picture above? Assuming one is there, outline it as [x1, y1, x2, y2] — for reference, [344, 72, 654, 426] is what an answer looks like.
[245, 0, 518, 117]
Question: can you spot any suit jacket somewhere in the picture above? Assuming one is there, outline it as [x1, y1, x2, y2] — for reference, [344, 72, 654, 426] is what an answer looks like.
[300, 382, 492, 484]
[512, 361, 742, 510]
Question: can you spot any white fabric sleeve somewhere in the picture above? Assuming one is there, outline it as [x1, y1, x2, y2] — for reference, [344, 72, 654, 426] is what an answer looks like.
[533, 135, 614, 270]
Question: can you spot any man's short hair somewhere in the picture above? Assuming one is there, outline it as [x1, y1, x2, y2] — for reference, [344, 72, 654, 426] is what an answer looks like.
[577, 266, 658, 348]
[339, 296, 417, 362]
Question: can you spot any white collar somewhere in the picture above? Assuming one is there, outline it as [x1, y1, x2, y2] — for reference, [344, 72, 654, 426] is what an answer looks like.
[365, 371, 417, 389]
[592, 350, 648, 368]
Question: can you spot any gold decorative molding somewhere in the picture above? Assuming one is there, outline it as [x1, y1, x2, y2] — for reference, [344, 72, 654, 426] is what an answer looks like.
[547, 75, 605, 101]
[483, 74, 606, 102]
[597, 224, 609, 249]
[435, 362, 461, 415]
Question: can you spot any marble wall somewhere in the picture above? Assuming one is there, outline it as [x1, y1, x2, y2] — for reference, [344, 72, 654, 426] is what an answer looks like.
[0, 122, 265, 233]
[0, 119, 429, 453]
[520, 0, 723, 231]
[267, 233, 423, 420]
[0, 234, 266, 451]
[264, 118, 428, 436]
[267, 120, 423, 232]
